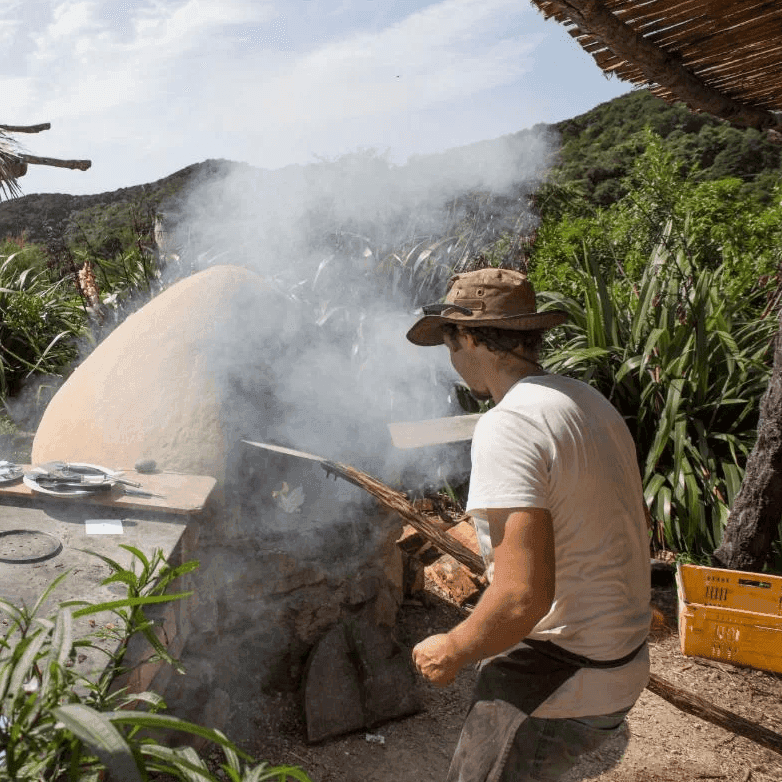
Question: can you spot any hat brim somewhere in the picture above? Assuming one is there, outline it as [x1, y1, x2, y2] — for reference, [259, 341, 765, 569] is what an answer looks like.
[406, 310, 569, 347]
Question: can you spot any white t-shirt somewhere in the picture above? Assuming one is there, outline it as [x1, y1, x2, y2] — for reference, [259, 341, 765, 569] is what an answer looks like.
[467, 373, 651, 718]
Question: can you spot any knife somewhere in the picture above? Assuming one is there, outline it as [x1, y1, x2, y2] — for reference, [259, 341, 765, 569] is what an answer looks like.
[387, 414, 482, 449]
[36, 462, 141, 488]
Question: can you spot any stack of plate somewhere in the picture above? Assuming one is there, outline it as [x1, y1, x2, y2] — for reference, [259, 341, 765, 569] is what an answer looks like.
[23, 462, 126, 497]
[0, 461, 24, 485]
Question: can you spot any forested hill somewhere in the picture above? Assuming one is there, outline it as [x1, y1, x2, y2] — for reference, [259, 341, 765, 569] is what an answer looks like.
[549, 89, 782, 207]
[2, 89, 781, 245]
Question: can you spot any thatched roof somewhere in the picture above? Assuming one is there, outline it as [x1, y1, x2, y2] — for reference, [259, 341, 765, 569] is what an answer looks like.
[531, 1, 782, 133]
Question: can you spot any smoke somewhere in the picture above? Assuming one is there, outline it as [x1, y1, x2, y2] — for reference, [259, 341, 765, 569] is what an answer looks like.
[167, 126, 555, 487]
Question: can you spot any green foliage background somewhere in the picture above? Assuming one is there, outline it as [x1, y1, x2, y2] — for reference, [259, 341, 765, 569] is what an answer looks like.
[1, 85, 782, 778]
[2, 89, 782, 562]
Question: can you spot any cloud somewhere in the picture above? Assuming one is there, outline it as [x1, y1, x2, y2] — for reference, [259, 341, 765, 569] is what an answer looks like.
[2, 0, 557, 193]
[5, 0, 277, 120]
[6, 0, 540, 126]
[208, 0, 542, 130]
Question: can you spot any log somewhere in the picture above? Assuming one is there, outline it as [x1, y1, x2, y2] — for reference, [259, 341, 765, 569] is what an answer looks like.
[647, 673, 782, 757]
[20, 154, 91, 171]
[321, 460, 486, 576]
[713, 309, 782, 571]
[0, 123, 51, 133]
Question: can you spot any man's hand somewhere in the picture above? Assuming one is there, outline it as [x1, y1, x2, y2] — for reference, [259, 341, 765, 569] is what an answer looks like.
[412, 633, 465, 687]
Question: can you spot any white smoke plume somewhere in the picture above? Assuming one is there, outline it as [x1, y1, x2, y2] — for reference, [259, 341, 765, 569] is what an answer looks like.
[168, 127, 555, 487]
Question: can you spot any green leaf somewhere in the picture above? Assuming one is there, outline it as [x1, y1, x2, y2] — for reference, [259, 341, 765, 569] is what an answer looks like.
[53, 703, 145, 782]
[71, 592, 192, 618]
[103, 711, 255, 761]
[142, 744, 212, 782]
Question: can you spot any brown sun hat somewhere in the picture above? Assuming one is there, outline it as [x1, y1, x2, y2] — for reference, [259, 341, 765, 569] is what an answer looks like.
[406, 267, 568, 346]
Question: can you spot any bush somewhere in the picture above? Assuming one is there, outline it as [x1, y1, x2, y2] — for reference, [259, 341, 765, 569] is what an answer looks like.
[0, 547, 311, 781]
[0, 245, 87, 399]
[538, 240, 776, 558]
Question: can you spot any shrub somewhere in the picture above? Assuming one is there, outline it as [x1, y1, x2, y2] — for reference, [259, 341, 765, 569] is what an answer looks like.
[0, 547, 311, 781]
[538, 240, 776, 558]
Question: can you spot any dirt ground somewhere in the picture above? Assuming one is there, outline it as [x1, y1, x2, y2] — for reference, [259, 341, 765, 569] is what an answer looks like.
[238, 582, 782, 782]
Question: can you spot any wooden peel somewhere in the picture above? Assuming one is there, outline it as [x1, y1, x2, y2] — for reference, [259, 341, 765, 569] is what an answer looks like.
[387, 414, 482, 449]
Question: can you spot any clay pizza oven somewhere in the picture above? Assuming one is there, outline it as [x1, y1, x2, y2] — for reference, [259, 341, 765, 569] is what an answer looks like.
[30, 265, 408, 744]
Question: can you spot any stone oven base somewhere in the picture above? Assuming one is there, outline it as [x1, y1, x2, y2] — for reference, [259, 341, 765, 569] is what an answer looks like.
[304, 616, 421, 743]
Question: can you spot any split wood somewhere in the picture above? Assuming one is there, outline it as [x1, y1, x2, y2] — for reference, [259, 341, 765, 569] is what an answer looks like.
[321, 459, 782, 758]
[320, 460, 485, 575]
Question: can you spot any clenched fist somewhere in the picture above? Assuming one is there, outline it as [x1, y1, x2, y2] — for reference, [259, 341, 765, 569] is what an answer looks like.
[412, 633, 465, 687]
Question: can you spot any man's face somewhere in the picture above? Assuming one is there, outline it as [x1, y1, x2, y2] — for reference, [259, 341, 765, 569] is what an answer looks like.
[442, 330, 492, 402]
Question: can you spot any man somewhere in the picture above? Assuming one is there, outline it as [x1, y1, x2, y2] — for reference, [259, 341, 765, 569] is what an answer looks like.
[406, 267, 650, 782]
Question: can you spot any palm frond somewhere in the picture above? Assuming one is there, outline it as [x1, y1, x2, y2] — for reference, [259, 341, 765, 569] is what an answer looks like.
[0, 129, 25, 200]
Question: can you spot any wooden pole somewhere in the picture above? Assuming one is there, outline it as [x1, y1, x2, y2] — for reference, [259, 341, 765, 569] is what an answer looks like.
[0, 123, 51, 133]
[20, 154, 91, 171]
[647, 673, 782, 757]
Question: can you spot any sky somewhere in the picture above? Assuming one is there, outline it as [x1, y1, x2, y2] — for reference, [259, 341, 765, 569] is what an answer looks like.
[3, 0, 632, 197]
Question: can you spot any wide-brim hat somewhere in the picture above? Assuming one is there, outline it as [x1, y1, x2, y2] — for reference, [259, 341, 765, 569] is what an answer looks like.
[406, 267, 568, 347]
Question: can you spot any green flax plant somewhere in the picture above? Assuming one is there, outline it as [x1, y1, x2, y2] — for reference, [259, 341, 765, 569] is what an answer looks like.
[0, 546, 311, 782]
[538, 239, 776, 559]
[0, 245, 87, 400]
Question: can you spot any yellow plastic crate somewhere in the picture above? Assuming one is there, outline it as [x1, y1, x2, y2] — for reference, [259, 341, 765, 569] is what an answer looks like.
[676, 563, 782, 674]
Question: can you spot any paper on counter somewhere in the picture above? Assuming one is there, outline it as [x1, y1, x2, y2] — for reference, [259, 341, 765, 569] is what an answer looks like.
[85, 519, 124, 535]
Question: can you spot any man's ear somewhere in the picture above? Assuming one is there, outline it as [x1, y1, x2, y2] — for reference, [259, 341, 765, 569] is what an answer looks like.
[443, 330, 462, 351]
[458, 329, 478, 350]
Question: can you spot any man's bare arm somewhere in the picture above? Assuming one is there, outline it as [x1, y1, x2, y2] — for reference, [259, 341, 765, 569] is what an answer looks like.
[413, 507, 555, 686]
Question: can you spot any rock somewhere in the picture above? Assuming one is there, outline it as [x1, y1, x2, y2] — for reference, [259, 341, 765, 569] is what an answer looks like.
[304, 624, 365, 743]
[304, 616, 420, 742]
[347, 616, 420, 728]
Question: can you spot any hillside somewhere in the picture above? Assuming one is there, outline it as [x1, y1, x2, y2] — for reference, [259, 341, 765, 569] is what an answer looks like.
[0, 159, 236, 247]
[552, 90, 782, 206]
[2, 90, 781, 248]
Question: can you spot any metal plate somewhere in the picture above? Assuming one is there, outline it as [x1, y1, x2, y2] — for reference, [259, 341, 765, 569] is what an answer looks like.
[0, 462, 24, 485]
[24, 463, 119, 497]
[0, 529, 62, 563]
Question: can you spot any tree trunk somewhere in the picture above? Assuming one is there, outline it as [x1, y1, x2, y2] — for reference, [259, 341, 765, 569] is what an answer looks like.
[713, 312, 782, 571]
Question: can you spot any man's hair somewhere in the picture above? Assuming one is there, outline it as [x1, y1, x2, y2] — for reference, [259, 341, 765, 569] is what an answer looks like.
[441, 323, 545, 357]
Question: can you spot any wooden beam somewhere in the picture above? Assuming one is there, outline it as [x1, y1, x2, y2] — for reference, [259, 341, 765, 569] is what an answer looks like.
[534, 0, 782, 131]
[20, 154, 91, 171]
[647, 672, 782, 757]
[0, 123, 51, 133]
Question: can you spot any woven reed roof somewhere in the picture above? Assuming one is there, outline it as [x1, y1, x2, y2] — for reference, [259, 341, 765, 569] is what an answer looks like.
[531, 0, 782, 132]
